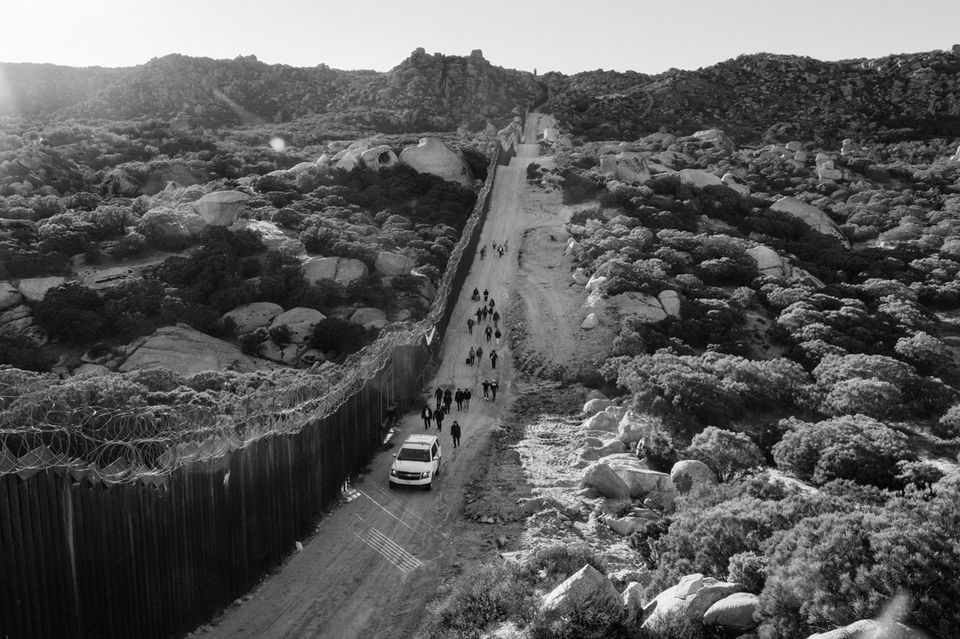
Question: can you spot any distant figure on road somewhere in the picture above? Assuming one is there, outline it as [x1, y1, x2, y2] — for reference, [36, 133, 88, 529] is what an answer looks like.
[483, 289, 489, 302]
[488, 299, 495, 311]
[485, 325, 493, 342]
[490, 349, 499, 369]
[434, 387, 443, 411]
[451, 421, 461, 447]
[455, 388, 464, 411]
[467, 318, 475, 334]
[480, 246, 487, 260]
[497, 246, 504, 258]
[475, 307, 483, 323]
[472, 287, 480, 301]
[435, 407, 445, 431]
[495, 328, 502, 345]
[492, 311, 500, 329]
[464, 389, 472, 410]
[482, 307, 489, 321]
[475, 346, 483, 362]
[443, 388, 453, 412]
[491, 380, 499, 401]
[421, 405, 433, 429]
[482, 379, 491, 399]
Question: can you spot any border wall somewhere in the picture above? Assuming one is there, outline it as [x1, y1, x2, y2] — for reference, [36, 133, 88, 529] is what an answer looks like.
[0, 128, 521, 639]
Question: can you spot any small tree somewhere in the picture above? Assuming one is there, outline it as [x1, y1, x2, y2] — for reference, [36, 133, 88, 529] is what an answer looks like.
[685, 427, 764, 481]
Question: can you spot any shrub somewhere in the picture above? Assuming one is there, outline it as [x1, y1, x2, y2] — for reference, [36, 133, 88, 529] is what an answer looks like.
[726, 551, 767, 594]
[772, 415, 914, 489]
[685, 427, 765, 481]
[528, 590, 628, 639]
[417, 561, 535, 639]
[520, 545, 608, 588]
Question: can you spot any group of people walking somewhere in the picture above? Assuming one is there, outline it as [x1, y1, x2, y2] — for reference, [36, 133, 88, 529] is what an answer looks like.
[467, 287, 502, 368]
[479, 240, 508, 261]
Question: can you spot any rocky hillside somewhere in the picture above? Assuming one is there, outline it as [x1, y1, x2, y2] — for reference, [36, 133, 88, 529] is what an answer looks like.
[0, 49, 539, 131]
[543, 46, 960, 144]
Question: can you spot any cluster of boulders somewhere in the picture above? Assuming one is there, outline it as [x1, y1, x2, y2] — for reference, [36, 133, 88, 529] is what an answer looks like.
[319, 137, 474, 186]
[0, 281, 46, 345]
[530, 566, 758, 636]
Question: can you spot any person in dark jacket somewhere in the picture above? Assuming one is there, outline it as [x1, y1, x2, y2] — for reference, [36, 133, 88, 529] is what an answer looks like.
[482, 379, 490, 399]
[434, 407, 445, 431]
[443, 388, 453, 412]
[489, 349, 498, 369]
[493, 310, 500, 328]
[485, 325, 493, 342]
[467, 318, 475, 334]
[463, 388, 472, 410]
[421, 405, 433, 429]
[450, 421, 461, 447]
[455, 388, 464, 410]
[434, 386, 443, 410]
[490, 380, 499, 401]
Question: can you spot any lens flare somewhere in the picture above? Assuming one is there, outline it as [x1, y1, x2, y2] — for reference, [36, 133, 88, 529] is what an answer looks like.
[269, 137, 286, 152]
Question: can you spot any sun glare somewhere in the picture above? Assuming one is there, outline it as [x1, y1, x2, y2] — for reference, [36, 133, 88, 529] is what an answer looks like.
[269, 137, 286, 152]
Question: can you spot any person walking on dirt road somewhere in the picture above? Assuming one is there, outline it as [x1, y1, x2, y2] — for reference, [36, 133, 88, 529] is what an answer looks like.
[485, 325, 493, 342]
[443, 388, 453, 412]
[472, 287, 480, 301]
[434, 387, 443, 411]
[490, 349, 499, 369]
[475, 307, 483, 323]
[480, 246, 486, 260]
[483, 289, 489, 302]
[467, 317, 474, 334]
[455, 388, 464, 411]
[482, 379, 490, 399]
[421, 405, 433, 429]
[475, 345, 483, 362]
[464, 388, 472, 410]
[435, 407, 445, 431]
[495, 328, 502, 345]
[451, 421, 461, 447]
[491, 380, 499, 401]
[493, 311, 500, 329]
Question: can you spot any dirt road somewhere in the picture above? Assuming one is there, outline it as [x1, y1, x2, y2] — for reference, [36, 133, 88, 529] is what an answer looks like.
[197, 114, 563, 639]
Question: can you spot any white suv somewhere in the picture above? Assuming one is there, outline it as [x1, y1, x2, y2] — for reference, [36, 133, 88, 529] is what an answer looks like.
[389, 434, 442, 490]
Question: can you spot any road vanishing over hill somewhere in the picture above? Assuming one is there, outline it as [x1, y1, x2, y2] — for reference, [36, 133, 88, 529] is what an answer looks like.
[195, 113, 561, 639]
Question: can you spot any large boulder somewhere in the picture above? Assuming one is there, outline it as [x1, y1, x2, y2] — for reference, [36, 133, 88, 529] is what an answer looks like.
[119, 325, 268, 375]
[193, 190, 250, 226]
[703, 592, 759, 631]
[259, 339, 301, 366]
[670, 460, 718, 494]
[679, 168, 724, 188]
[0, 304, 46, 344]
[222, 302, 284, 335]
[602, 454, 674, 499]
[581, 461, 631, 499]
[770, 197, 850, 248]
[623, 582, 646, 626]
[360, 145, 399, 171]
[580, 437, 628, 461]
[581, 313, 599, 329]
[349, 307, 387, 330]
[302, 256, 369, 288]
[268, 307, 325, 344]
[746, 245, 791, 278]
[398, 138, 472, 186]
[600, 153, 652, 184]
[603, 512, 659, 537]
[582, 411, 619, 433]
[806, 619, 926, 639]
[0, 282, 24, 310]
[136, 207, 206, 245]
[538, 565, 622, 625]
[18, 276, 67, 302]
[618, 410, 659, 446]
[229, 219, 289, 251]
[642, 574, 742, 630]
[658, 290, 681, 318]
[583, 397, 616, 417]
[608, 292, 668, 323]
[374, 251, 415, 276]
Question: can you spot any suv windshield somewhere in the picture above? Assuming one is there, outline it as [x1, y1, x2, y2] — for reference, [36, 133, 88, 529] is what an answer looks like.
[397, 447, 431, 462]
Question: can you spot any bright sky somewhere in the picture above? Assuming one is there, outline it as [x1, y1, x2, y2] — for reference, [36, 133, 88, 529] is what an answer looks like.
[2, 0, 959, 75]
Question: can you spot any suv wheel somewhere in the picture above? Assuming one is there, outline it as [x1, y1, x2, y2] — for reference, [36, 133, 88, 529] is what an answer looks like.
[435, 462, 441, 476]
